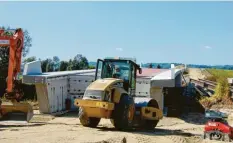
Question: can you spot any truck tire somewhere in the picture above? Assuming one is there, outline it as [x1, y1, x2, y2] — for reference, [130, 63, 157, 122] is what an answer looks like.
[79, 107, 100, 128]
[111, 94, 135, 130]
[142, 100, 160, 130]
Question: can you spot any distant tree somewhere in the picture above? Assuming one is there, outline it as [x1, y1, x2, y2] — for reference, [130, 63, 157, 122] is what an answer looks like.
[46, 59, 54, 72]
[149, 63, 153, 68]
[40, 58, 54, 72]
[41, 59, 49, 72]
[67, 59, 73, 71]
[79, 56, 89, 69]
[40, 56, 60, 72]
[72, 58, 80, 70]
[40, 54, 90, 72]
[53, 56, 60, 71]
[88, 65, 95, 69]
[23, 56, 37, 63]
[157, 64, 161, 69]
[59, 61, 69, 71]
[71, 54, 89, 70]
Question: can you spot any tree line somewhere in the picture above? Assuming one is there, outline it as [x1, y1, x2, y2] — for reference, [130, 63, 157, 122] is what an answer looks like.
[23, 54, 95, 73]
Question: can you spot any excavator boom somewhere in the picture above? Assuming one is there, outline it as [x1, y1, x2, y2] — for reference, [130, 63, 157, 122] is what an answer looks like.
[0, 28, 33, 122]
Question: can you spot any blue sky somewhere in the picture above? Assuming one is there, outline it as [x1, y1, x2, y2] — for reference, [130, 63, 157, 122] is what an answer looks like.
[1, 2, 233, 65]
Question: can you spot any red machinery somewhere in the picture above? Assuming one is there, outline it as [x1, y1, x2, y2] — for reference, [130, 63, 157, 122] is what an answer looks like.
[0, 28, 33, 122]
[204, 110, 233, 142]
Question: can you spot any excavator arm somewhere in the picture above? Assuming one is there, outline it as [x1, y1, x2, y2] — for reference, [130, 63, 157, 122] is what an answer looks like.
[0, 28, 33, 122]
[0, 28, 24, 100]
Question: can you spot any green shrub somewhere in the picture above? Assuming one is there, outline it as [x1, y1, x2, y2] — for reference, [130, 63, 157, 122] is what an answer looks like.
[206, 76, 217, 82]
[200, 77, 232, 108]
[214, 77, 230, 99]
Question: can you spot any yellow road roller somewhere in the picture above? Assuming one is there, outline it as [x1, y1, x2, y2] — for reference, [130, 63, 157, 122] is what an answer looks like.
[74, 57, 163, 130]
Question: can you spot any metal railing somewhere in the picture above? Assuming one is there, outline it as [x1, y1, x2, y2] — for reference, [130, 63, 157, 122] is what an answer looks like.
[190, 78, 233, 97]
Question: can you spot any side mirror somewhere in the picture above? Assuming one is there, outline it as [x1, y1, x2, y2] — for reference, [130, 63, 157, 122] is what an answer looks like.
[139, 68, 142, 74]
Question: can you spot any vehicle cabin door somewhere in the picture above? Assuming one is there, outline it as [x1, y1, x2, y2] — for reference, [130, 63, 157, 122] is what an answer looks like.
[95, 59, 104, 80]
[129, 62, 136, 96]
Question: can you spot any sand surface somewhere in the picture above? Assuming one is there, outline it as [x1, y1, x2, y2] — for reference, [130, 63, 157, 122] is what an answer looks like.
[0, 112, 231, 143]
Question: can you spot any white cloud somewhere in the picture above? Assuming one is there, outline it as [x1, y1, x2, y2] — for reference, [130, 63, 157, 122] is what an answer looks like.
[204, 46, 212, 49]
[116, 48, 123, 51]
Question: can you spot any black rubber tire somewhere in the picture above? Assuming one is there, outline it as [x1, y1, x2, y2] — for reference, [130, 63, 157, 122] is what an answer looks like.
[78, 107, 100, 128]
[111, 94, 134, 130]
[142, 100, 160, 130]
[144, 120, 159, 130]
[209, 133, 213, 140]
[203, 132, 206, 139]
[0, 111, 3, 120]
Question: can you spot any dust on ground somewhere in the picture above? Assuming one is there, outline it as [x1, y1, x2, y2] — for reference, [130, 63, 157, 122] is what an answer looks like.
[187, 68, 210, 80]
[0, 111, 231, 143]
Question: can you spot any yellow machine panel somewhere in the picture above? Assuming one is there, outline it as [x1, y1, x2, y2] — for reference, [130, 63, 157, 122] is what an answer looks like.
[141, 107, 163, 120]
[75, 99, 114, 110]
[81, 107, 112, 118]
[112, 88, 122, 103]
[87, 78, 123, 91]
[1, 101, 33, 122]
[75, 99, 115, 118]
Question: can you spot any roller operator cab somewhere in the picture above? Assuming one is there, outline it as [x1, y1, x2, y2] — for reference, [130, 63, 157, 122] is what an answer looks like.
[74, 58, 163, 130]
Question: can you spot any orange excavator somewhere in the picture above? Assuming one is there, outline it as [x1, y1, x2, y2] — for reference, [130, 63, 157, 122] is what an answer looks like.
[0, 28, 33, 122]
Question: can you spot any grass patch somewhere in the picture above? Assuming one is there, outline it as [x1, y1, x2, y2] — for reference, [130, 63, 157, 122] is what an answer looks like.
[200, 68, 233, 108]
[200, 95, 233, 109]
[206, 69, 233, 82]
[200, 77, 233, 108]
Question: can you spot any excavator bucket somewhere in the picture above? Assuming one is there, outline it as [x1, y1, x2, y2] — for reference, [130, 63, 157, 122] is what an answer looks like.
[1, 101, 33, 122]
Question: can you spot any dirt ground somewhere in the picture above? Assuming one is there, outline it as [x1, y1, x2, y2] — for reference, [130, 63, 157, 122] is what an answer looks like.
[1, 110, 232, 143]
[187, 68, 209, 80]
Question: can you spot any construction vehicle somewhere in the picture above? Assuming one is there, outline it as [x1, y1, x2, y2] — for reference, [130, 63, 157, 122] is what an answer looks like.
[0, 28, 33, 122]
[74, 57, 163, 130]
[203, 110, 232, 142]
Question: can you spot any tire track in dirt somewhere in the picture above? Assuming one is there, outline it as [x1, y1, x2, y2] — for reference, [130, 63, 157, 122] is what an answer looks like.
[3, 112, 230, 143]
[82, 137, 126, 143]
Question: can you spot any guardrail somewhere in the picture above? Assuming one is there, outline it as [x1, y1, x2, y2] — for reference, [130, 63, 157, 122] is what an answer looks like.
[198, 79, 217, 85]
[189, 78, 233, 97]
[190, 78, 216, 91]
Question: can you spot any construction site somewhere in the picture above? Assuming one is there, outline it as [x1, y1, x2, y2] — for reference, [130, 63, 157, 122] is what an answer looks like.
[1, 2, 233, 143]
[1, 56, 233, 143]
[0, 28, 233, 142]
